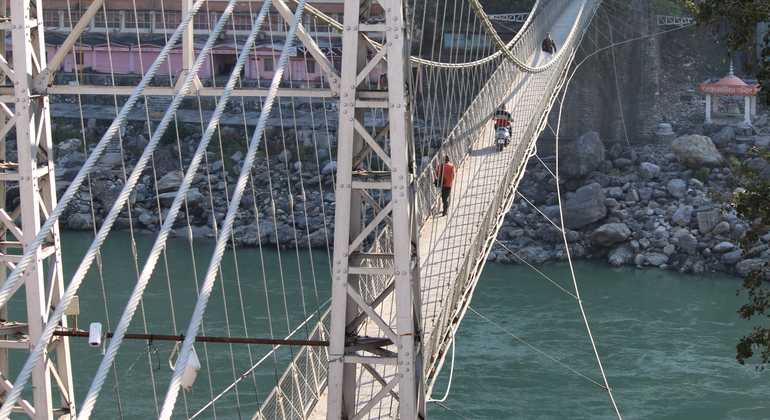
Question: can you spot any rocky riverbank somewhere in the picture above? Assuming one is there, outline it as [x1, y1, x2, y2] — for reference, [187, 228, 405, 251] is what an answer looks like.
[48, 115, 770, 277]
[51, 118, 340, 250]
[491, 126, 770, 277]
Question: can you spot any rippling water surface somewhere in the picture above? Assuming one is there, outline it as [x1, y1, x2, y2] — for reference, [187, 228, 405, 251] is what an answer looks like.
[56, 233, 768, 418]
[428, 261, 768, 420]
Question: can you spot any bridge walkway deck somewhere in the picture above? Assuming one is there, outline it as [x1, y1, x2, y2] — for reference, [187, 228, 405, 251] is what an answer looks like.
[307, 0, 583, 417]
[419, 0, 581, 368]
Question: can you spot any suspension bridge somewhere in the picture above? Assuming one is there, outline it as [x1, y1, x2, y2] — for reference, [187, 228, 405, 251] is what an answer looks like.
[0, 0, 618, 418]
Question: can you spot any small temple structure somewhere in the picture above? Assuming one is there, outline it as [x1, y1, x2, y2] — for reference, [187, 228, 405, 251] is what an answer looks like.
[700, 63, 759, 126]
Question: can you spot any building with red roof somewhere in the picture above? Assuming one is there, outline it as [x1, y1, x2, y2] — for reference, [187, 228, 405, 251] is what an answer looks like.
[700, 63, 759, 126]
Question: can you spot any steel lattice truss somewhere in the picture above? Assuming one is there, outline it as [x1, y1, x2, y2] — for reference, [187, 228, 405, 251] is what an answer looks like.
[0, 0, 606, 418]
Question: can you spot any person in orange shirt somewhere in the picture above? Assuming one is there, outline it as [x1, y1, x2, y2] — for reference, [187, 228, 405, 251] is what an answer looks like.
[435, 155, 456, 216]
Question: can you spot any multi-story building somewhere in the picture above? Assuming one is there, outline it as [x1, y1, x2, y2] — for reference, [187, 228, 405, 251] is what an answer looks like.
[34, 0, 388, 84]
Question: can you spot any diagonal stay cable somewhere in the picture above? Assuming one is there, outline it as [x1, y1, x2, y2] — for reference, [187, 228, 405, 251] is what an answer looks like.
[432, 401, 472, 420]
[533, 153, 557, 178]
[515, 191, 566, 233]
[552, 43, 623, 420]
[0, 0, 208, 315]
[468, 307, 607, 390]
[494, 240, 577, 299]
[189, 299, 330, 419]
[157, 0, 313, 416]
[77, 1, 276, 417]
[0, 1, 211, 416]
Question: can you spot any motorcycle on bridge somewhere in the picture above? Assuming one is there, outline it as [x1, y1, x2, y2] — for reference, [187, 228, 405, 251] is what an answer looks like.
[492, 106, 513, 152]
[495, 127, 511, 152]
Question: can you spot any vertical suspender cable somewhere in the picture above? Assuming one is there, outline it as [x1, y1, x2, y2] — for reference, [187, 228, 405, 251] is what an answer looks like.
[157, 0, 312, 416]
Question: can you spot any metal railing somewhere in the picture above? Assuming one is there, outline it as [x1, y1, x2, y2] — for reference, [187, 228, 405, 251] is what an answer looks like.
[258, 0, 603, 417]
[416, 0, 603, 390]
[255, 314, 331, 420]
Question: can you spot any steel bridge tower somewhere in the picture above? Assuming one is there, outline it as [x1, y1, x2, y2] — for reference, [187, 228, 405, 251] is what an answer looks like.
[2, 0, 422, 415]
[326, 0, 424, 416]
[0, 0, 76, 418]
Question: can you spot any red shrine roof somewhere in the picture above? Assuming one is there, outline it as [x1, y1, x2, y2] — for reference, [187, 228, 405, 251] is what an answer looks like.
[700, 65, 758, 96]
[715, 74, 748, 86]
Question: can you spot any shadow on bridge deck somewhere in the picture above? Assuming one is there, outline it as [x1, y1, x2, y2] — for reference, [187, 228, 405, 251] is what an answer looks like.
[417, 0, 584, 385]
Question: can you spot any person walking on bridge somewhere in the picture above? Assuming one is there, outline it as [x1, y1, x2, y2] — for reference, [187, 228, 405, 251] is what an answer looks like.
[542, 32, 557, 62]
[435, 155, 456, 216]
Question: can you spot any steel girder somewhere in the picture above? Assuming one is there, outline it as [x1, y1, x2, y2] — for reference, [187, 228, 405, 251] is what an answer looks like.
[0, 0, 75, 418]
[325, 0, 424, 417]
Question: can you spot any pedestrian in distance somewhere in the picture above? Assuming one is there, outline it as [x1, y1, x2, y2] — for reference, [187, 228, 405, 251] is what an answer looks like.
[435, 155, 456, 216]
[542, 32, 557, 63]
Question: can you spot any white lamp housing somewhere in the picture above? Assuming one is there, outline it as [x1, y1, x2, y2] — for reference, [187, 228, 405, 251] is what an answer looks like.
[88, 323, 102, 347]
[180, 347, 201, 392]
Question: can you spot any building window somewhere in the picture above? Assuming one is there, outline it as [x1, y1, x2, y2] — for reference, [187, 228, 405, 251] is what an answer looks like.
[126, 10, 153, 29]
[300, 14, 336, 32]
[64, 10, 82, 28]
[93, 10, 121, 30]
[306, 60, 316, 74]
[43, 10, 60, 29]
[266, 13, 287, 32]
[194, 12, 216, 30]
[263, 58, 274, 72]
[229, 13, 253, 31]
[156, 10, 181, 30]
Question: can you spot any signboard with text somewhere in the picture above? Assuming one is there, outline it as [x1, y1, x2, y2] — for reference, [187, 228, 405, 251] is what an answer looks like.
[700, 84, 758, 96]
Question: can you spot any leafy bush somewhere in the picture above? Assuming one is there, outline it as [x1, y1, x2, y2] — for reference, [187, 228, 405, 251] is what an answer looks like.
[694, 167, 711, 183]
[210, 127, 247, 174]
[728, 147, 770, 368]
[160, 118, 194, 145]
[51, 128, 82, 145]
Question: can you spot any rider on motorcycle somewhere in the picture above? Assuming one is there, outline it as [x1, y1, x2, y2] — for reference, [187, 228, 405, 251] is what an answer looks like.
[493, 105, 513, 148]
[493, 104, 513, 131]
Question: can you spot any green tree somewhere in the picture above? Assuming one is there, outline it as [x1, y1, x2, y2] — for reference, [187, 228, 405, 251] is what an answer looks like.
[729, 148, 770, 367]
[683, 0, 770, 107]
[652, 0, 688, 16]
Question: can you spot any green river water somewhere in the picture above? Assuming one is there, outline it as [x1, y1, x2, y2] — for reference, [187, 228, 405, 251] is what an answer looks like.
[45, 232, 768, 419]
[428, 261, 768, 420]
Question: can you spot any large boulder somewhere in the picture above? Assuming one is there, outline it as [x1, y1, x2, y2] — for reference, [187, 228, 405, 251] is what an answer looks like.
[561, 183, 607, 229]
[186, 188, 204, 206]
[57, 138, 82, 155]
[608, 245, 635, 267]
[322, 161, 337, 175]
[722, 249, 743, 265]
[277, 149, 292, 164]
[666, 179, 687, 199]
[558, 131, 605, 179]
[678, 233, 698, 255]
[736, 259, 769, 277]
[66, 213, 94, 230]
[670, 134, 723, 168]
[645, 252, 669, 267]
[591, 223, 631, 246]
[157, 192, 177, 207]
[639, 162, 661, 180]
[712, 241, 734, 254]
[710, 126, 735, 149]
[745, 157, 770, 181]
[697, 209, 723, 234]
[156, 170, 184, 193]
[672, 205, 694, 227]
